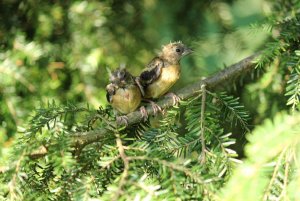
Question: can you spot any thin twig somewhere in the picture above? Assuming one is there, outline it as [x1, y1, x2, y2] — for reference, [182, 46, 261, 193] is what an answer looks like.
[113, 134, 130, 201]
[263, 148, 287, 201]
[206, 90, 250, 132]
[127, 156, 206, 184]
[8, 151, 26, 200]
[279, 148, 293, 201]
[127, 155, 221, 199]
[283, 152, 291, 200]
[200, 84, 207, 164]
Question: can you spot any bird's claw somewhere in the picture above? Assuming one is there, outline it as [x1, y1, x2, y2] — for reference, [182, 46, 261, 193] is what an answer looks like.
[139, 106, 148, 121]
[143, 99, 162, 116]
[166, 92, 181, 106]
[150, 101, 162, 115]
[116, 115, 129, 126]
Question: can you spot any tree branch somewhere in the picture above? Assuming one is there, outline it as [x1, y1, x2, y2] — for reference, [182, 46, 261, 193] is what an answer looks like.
[28, 53, 259, 159]
[71, 53, 259, 148]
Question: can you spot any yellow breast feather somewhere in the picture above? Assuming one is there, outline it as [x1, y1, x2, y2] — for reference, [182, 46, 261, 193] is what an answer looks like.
[145, 65, 180, 99]
[111, 85, 142, 114]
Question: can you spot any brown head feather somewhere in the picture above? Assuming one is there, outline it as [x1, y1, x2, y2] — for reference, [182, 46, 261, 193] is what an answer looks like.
[159, 42, 192, 64]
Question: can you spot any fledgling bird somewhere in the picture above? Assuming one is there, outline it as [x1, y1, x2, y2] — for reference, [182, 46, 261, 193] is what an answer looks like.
[137, 41, 193, 114]
[106, 68, 142, 125]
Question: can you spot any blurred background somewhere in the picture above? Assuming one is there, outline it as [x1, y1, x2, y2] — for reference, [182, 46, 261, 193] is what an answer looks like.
[0, 0, 273, 148]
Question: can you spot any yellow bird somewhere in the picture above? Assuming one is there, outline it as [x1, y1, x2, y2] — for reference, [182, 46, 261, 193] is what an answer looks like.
[137, 41, 193, 114]
[106, 68, 142, 124]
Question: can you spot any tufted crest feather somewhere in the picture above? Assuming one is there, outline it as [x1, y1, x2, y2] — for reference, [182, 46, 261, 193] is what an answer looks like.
[162, 41, 183, 49]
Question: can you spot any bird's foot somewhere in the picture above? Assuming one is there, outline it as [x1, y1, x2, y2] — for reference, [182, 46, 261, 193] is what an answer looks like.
[116, 115, 129, 126]
[149, 101, 162, 115]
[143, 99, 162, 115]
[139, 106, 148, 121]
[166, 92, 181, 106]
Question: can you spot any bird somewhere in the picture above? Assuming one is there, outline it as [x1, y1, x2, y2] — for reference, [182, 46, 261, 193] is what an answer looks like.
[136, 41, 193, 115]
[106, 67, 142, 125]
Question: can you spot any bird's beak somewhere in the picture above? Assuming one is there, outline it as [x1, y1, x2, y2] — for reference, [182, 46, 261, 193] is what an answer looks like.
[183, 47, 193, 56]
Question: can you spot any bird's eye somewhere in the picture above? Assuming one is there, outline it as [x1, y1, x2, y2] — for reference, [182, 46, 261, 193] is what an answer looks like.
[176, 48, 181, 53]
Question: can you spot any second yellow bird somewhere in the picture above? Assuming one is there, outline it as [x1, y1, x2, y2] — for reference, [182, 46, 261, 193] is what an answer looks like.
[138, 41, 193, 99]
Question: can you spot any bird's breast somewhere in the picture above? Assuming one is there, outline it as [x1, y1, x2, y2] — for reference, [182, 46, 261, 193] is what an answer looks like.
[145, 64, 180, 99]
[111, 85, 141, 114]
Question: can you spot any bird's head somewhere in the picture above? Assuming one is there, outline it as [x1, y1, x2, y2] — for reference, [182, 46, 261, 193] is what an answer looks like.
[109, 68, 133, 88]
[160, 41, 193, 64]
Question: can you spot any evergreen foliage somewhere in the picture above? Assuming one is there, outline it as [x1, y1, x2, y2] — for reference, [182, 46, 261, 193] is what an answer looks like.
[1, 0, 300, 200]
[285, 50, 300, 111]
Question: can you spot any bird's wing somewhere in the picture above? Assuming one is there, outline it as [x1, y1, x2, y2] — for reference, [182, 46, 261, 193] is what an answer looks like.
[139, 57, 164, 86]
[106, 83, 117, 103]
